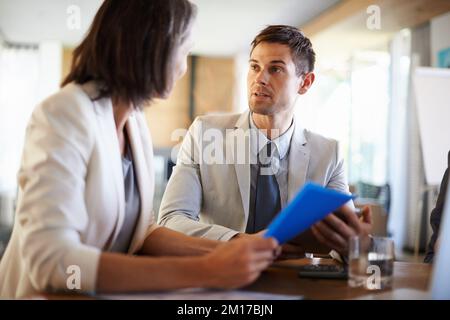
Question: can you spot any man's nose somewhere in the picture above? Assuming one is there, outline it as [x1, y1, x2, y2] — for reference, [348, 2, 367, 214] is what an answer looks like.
[255, 69, 269, 85]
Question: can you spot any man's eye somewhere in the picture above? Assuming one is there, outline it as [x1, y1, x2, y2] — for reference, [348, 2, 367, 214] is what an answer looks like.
[250, 64, 259, 71]
[270, 66, 282, 73]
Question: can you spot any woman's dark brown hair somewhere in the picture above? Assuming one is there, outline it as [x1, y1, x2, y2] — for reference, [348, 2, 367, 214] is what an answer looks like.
[62, 0, 196, 107]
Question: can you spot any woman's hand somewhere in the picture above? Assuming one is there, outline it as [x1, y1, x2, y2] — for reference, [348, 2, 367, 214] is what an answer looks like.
[201, 237, 279, 289]
[277, 243, 305, 260]
[231, 229, 267, 240]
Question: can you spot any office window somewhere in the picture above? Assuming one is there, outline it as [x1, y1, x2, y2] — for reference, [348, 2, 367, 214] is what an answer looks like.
[0, 42, 61, 228]
[0, 44, 39, 228]
[298, 50, 390, 187]
[348, 52, 390, 185]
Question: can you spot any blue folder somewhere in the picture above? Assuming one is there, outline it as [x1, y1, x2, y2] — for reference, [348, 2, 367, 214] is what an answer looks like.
[264, 182, 354, 244]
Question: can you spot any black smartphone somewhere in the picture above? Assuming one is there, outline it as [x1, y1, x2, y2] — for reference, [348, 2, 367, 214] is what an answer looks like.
[297, 263, 348, 280]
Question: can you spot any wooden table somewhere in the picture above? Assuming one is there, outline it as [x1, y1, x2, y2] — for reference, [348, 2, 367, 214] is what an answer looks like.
[244, 258, 432, 300]
[40, 258, 432, 300]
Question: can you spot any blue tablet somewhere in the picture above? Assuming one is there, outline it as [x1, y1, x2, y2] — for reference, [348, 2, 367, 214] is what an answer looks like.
[264, 182, 354, 244]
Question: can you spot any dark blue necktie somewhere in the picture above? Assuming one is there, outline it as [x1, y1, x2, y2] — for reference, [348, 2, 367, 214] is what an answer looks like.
[253, 142, 281, 232]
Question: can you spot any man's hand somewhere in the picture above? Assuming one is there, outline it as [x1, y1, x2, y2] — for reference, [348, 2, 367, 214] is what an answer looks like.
[202, 237, 279, 289]
[311, 205, 372, 256]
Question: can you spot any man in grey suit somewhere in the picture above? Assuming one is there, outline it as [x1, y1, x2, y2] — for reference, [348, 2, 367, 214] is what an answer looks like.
[158, 25, 371, 257]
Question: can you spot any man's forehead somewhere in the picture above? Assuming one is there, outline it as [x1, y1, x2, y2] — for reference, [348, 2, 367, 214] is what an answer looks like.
[250, 42, 293, 64]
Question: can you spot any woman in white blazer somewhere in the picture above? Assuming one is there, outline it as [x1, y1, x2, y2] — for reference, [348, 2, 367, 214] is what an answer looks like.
[0, 0, 279, 298]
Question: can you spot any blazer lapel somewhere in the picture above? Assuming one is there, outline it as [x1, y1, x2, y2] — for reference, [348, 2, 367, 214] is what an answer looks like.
[288, 121, 310, 201]
[228, 111, 251, 224]
[126, 114, 154, 254]
[86, 83, 125, 250]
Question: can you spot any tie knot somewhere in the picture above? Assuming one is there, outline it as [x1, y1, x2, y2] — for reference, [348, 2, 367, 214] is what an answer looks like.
[258, 142, 280, 172]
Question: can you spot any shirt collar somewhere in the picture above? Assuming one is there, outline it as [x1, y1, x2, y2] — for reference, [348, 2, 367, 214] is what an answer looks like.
[249, 112, 295, 160]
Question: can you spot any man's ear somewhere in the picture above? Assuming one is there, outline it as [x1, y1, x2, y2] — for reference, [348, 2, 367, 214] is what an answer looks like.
[298, 72, 315, 95]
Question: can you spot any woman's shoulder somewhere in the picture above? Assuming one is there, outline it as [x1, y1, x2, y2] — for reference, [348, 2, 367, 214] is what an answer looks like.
[32, 82, 109, 132]
[30, 82, 102, 143]
[37, 82, 96, 116]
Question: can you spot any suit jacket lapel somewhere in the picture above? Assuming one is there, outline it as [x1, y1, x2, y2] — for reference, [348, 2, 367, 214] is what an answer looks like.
[92, 95, 126, 250]
[126, 114, 153, 254]
[228, 111, 251, 224]
[230, 111, 310, 223]
[288, 121, 310, 201]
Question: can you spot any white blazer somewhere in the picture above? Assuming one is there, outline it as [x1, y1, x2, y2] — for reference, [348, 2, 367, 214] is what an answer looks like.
[0, 82, 159, 298]
[158, 111, 351, 241]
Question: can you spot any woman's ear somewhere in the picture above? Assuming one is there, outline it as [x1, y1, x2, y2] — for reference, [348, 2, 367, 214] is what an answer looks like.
[298, 72, 315, 95]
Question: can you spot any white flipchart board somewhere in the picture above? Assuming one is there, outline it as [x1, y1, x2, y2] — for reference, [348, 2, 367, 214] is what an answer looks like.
[413, 67, 450, 186]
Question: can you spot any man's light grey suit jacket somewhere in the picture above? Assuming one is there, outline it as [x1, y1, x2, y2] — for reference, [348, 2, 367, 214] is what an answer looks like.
[158, 110, 350, 241]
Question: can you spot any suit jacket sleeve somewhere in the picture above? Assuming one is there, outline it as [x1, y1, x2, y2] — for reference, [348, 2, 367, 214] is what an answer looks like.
[158, 118, 239, 241]
[326, 141, 354, 208]
[424, 151, 450, 263]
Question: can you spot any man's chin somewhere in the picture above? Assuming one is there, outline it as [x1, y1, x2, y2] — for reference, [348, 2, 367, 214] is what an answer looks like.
[249, 104, 276, 116]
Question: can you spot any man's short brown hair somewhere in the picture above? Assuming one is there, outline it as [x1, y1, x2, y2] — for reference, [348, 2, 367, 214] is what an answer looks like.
[251, 25, 316, 76]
